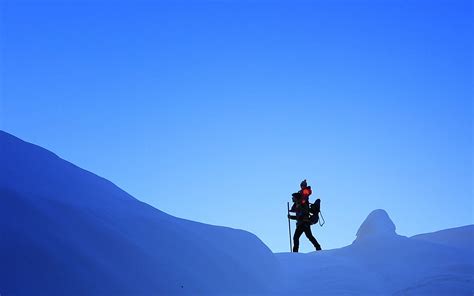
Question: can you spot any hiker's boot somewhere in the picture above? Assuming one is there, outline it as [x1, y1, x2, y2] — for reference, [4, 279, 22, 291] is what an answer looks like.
[315, 244, 322, 251]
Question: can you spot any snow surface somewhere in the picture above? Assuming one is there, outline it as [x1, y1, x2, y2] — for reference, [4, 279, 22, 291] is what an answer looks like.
[0, 131, 277, 295]
[1, 130, 473, 295]
[411, 225, 474, 251]
[355, 208, 397, 240]
[274, 210, 474, 295]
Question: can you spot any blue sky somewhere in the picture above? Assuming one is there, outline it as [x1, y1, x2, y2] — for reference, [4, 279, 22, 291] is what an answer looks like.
[1, 0, 472, 252]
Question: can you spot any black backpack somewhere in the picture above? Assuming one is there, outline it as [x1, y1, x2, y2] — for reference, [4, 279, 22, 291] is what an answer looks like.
[309, 198, 322, 225]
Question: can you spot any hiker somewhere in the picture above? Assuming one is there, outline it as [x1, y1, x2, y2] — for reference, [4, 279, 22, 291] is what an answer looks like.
[288, 179, 322, 252]
[289, 179, 312, 213]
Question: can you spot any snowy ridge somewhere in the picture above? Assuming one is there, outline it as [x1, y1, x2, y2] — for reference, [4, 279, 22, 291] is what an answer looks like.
[1, 130, 472, 295]
[355, 209, 397, 242]
[411, 224, 474, 251]
[275, 210, 474, 295]
[0, 130, 277, 295]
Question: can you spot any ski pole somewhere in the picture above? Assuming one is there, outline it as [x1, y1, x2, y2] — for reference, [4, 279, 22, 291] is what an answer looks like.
[287, 202, 292, 252]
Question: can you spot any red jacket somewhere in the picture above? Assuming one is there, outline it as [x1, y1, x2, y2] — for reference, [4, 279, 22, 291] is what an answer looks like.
[299, 186, 312, 205]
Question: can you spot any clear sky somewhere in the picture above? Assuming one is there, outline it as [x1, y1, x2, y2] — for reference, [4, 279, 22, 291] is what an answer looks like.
[1, 0, 472, 252]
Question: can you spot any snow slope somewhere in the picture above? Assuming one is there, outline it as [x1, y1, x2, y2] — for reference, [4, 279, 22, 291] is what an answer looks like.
[1, 130, 472, 295]
[411, 225, 474, 251]
[275, 209, 474, 295]
[0, 131, 277, 295]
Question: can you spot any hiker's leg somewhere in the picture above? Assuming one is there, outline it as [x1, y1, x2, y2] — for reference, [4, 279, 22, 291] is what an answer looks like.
[304, 225, 321, 250]
[293, 225, 304, 252]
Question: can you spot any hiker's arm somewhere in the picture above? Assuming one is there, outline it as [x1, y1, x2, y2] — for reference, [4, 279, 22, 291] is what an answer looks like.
[287, 214, 297, 220]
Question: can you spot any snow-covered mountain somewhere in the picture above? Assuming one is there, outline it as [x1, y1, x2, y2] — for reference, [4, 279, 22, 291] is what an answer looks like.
[275, 209, 474, 295]
[0, 131, 277, 295]
[1, 130, 472, 295]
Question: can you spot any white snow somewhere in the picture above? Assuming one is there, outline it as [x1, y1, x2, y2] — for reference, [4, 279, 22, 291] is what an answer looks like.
[0, 131, 278, 295]
[1, 130, 473, 295]
[274, 211, 474, 295]
[411, 225, 474, 251]
[355, 209, 397, 241]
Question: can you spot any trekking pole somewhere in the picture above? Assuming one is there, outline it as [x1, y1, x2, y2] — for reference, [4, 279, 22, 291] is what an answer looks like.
[287, 202, 292, 252]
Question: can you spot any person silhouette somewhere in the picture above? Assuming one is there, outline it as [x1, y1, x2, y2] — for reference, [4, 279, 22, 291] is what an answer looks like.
[288, 179, 322, 252]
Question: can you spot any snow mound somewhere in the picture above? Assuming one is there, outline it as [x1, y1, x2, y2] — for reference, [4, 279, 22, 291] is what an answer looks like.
[0, 130, 277, 295]
[355, 209, 396, 240]
[275, 211, 474, 295]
